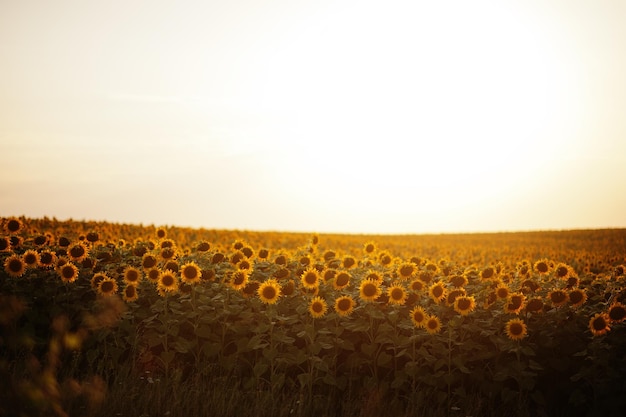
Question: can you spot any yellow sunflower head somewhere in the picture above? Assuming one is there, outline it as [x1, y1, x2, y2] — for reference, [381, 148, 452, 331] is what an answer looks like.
[258, 279, 281, 304]
[334, 295, 355, 317]
[363, 241, 377, 255]
[425, 315, 442, 335]
[505, 318, 527, 341]
[428, 282, 447, 303]
[229, 270, 249, 291]
[4, 254, 26, 278]
[387, 283, 407, 306]
[607, 302, 626, 323]
[410, 306, 428, 328]
[333, 271, 351, 290]
[180, 261, 202, 284]
[98, 277, 118, 297]
[68, 242, 89, 263]
[342, 255, 357, 269]
[533, 259, 551, 275]
[158, 270, 179, 295]
[359, 278, 382, 303]
[300, 267, 321, 290]
[548, 289, 568, 307]
[58, 262, 79, 283]
[589, 313, 610, 336]
[309, 296, 328, 318]
[397, 262, 417, 280]
[22, 249, 40, 269]
[568, 289, 587, 308]
[123, 284, 139, 302]
[504, 293, 526, 314]
[454, 295, 476, 316]
[123, 266, 142, 285]
[141, 253, 158, 270]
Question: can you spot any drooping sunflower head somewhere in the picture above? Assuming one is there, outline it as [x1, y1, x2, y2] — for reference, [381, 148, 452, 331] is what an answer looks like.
[300, 267, 321, 290]
[504, 293, 526, 314]
[387, 283, 407, 306]
[335, 295, 355, 317]
[141, 253, 158, 270]
[446, 288, 466, 306]
[449, 274, 468, 288]
[258, 279, 281, 304]
[90, 272, 108, 289]
[454, 295, 476, 316]
[410, 306, 428, 328]
[568, 289, 587, 308]
[309, 296, 328, 318]
[607, 302, 626, 323]
[359, 278, 381, 303]
[525, 297, 544, 314]
[548, 289, 568, 307]
[397, 262, 417, 280]
[589, 313, 610, 336]
[180, 261, 201, 284]
[342, 255, 357, 269]
[425, 315, 442, 335]
[333, 271, 351, 290]
[123, 284, 139, 302]
[229, 270, 249, 291]
[58, 262, 79, 283]
[236, 259, 252, 271]
[505, 318, 527, 341]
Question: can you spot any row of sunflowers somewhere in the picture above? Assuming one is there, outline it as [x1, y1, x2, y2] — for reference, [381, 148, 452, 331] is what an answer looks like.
[2, 216, 626, 416]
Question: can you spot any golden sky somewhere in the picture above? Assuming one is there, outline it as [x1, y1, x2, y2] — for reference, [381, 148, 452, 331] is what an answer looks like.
[1, 0, 625, 234]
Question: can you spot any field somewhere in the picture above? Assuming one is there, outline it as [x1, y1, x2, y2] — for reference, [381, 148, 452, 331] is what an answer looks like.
[2, 216, 626, 417]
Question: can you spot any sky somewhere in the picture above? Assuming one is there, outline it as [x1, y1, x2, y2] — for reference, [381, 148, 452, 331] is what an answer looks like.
[1, 0, 625, 235]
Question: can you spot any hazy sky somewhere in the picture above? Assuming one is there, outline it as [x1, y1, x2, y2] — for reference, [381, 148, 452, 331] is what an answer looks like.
[2, 0, 625, 234]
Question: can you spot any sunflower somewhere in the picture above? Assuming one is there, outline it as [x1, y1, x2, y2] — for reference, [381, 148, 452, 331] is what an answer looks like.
[454, 295, 476, 316]
[146, 268, 161, 283]
[4, 254, 26, 278]
[533, 259, 551, 275]
[90, 272, 108, 289]
[159, 246, 177, 261]
[365, 270, 384, 283]
[408, 278, 425, 293]
[410, 306, 428, 328]
[342, 255, 357, 269]
[123, 284, 139, 302]
[335, 295, 356, 317]
[568, 289, 587, 308]
[333, 271, 351, 290]
[449, 274, 468, 288]
[607, 302, 626, 323]
[38, 250, 57, 268]
[505, 318, 528, 341]
[589, 313, 610, 336]
[480, 266, 496, 280]
[378, 251, 393, 266]
[156, 228, 167, 239]
[0, 236, 10, 252]
[274, 254, 287, 265]
[97, 277, 118, 297]
[258, 279, 281, 304]
[397, 262, 417, 280]
[158, 270, 179, 294]
[300, 267, 321, 290]
[548, 289, 568, 307]
[298, 255, 312, 267]
[446, 288, 466, 306]
[201, 268, 216, 282]
[428, 282, 447, 303]
[554, 263, 571, 280]
[525, 297, 544, 313]
[309, 296, 328, 318]
[22, 249, 40, 269]
[257, 248, 270, 260]
[58, 262, 79, 283]
[504, 293, 526, 314]
[359, 278, 381, 303]
[180, 261, 201, 284]
[68, 242, 89, 263]
[229, 270, 249, 291]
[282, 279, 296, 296]
[387, 283, 407, 306]
[323, 250, 336, 262]
[4, 217, 23, 234]
[425, 315, 442, 334]
[123, 266, 142, 285]
[141, 253, 158, 270]
[363, 241, 377, 255]
[495, 283, 510, 300]
[236, 259, 252, 271]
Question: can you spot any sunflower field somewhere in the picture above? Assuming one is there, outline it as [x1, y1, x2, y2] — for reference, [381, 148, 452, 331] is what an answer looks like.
[2, 216, 626, 417]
